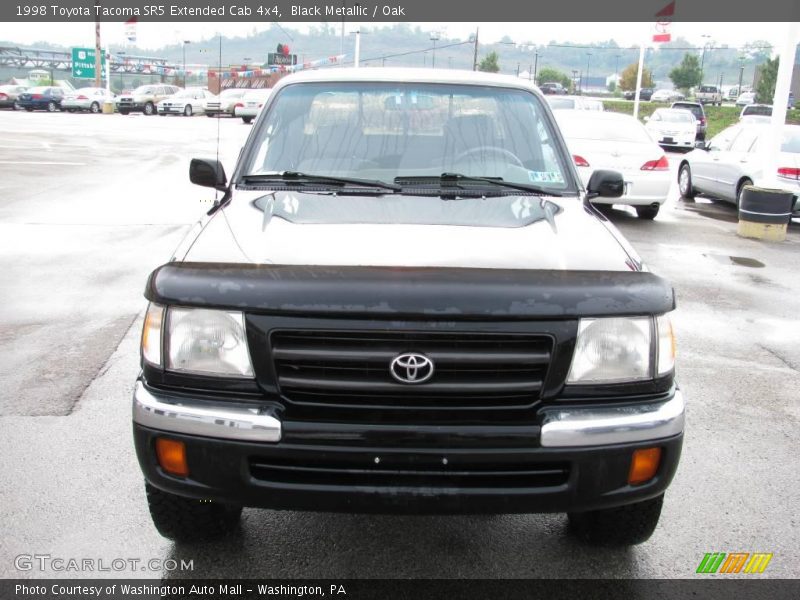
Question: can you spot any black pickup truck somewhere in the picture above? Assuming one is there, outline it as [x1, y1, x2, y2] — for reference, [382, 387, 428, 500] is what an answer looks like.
[133, 69, 684, 546]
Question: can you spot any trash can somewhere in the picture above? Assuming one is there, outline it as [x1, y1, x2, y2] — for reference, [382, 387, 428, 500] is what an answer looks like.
[736, 186, 795, 242]
[102, 101, 114, 115]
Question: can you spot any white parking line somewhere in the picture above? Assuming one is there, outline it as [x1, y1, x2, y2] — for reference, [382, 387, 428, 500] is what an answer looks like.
[0, 161, 87, 165]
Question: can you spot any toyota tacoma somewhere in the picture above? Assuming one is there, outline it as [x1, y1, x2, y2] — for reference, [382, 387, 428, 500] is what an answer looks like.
[133, 69, 684, 546]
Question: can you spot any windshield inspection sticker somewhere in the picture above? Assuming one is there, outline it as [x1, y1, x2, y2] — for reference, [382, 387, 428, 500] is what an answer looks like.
[528, 171, 564, 184]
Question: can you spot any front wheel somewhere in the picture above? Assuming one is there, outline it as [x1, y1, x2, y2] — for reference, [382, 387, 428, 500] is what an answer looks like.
[636, 205, 660, 220]
[143, 102, 155, 116]
[47, 101, 57, 112]
[145, 482, 242, 542]
[184, 104, 193, 117]
[119, 109, 130, 115]
[678, 163, 696, 199]
[242, 116, 253, 124]
[90, 101, 100, 114]
[568, 494, 664, 545]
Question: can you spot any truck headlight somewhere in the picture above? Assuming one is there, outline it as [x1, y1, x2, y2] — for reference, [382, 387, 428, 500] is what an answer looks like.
[141, 305, 254, 377]
[567, 317, 652, 384]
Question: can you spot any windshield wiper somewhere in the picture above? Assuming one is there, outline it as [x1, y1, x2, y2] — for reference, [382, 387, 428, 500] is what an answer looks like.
[241, 171, 401, 192]
[394, 173, 563, 197]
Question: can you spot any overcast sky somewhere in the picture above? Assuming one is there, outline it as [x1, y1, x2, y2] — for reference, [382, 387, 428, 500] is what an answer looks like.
[2, 22, 789, 53]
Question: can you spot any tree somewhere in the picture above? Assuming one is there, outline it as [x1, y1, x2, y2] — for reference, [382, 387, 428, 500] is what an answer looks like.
[755, 57, 778, 104]
[607, 80, 617, 92]
[668, 53, 702, 92]
[536, 67, 571, 89]
[619, 62, 654, 91]
[478, 51, 500, 73]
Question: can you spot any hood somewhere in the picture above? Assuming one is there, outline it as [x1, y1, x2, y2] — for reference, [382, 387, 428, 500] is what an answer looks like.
[182, 190, 637, 272]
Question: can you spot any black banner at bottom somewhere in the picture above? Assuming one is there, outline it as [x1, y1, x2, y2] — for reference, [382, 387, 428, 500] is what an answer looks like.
[3, 579, 800, 600]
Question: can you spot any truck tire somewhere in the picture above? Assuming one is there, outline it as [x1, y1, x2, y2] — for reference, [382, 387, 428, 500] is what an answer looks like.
[568, 494, 664, 545]
[635, 205, 660, 220]
[145, 482, 242, 542]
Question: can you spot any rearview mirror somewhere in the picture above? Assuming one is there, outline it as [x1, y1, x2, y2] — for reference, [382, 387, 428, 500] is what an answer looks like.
[190, 158, 227, 190]
[586, 169, 624, 199]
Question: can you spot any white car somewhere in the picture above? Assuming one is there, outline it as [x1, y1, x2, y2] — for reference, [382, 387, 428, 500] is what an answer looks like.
[739, 103, 772, 120]
[555, 111, 671, 219]
[61, 87, 116, 113]
[644, 108, 697, 151]
[204, 88, 248, 117]
[651, 89, 683, 103]
[736, 92, 756, 107]
[157, 88, 216, 116]
[546, 95, 603, 111]
[234, 89, 273, 123]
[678, 123, 800, 216]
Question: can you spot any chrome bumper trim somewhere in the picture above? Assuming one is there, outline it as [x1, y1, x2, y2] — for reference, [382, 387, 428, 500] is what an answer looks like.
[132, 381, 281, 442]
[540, 390, 685, 447]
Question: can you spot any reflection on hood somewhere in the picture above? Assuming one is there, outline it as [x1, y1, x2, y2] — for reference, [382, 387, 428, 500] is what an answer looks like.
[253, 192, 562, 230]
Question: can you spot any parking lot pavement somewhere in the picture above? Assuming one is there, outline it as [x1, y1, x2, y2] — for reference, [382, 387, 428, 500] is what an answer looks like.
[1, 114, 799, 579]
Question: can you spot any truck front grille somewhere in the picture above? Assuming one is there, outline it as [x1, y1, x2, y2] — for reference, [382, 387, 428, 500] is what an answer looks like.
[249, 454, 569, 489]
[270, 330, 552, 422]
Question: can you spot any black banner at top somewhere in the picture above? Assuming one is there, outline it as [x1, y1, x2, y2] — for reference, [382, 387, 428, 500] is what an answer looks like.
[3, 0, 800, 22]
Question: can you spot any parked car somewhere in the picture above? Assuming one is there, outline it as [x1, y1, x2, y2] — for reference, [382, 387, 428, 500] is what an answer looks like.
[204, 88, 248, 117]
[739, 115, 772, 125]
[157, 88, 215, 116]
[116, 84, 181, 115]
[546, 95, 603, 111]
[132, 68, 683, 547]
[234, 88, 272, 123]
[678, 123, 800, 216]
[61, 87, 115, 113]
[644, 108, 697, 151]
[695, 85, 723, 106]
[651, 89, 684, 103]
[0, 84, 27, 109]
[671, 101, 707, 140]
[736, 92, 756, 107]
[16, 86, 64, 112]
[555, 110, 670, 219]
[539, 82, 568, 95]
[622, 88, 654, 101]
[740, 103, 772, 120]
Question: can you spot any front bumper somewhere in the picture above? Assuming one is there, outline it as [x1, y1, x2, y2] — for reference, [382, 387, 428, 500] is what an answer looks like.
[133, 382, 685, 514]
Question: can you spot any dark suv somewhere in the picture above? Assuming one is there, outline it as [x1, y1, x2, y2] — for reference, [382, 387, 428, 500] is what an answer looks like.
[540, 82, 568, 95]
[133, 69, 684, 547]
[623, 88, 654, 101]
[671, 101, 707, 140]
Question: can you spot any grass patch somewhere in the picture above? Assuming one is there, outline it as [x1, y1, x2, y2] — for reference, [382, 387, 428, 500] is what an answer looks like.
[603, 100, 800, 139]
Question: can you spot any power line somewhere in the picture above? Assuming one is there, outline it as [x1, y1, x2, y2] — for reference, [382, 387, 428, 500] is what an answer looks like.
[326, 39, 473, 68]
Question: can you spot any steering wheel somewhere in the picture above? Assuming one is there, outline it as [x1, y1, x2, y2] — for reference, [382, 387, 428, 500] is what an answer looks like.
[454, 146, 524, 168]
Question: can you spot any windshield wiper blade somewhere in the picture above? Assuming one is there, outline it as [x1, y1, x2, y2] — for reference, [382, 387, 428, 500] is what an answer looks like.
[242, 171, 401, 191]
[394, 173, 562, 197]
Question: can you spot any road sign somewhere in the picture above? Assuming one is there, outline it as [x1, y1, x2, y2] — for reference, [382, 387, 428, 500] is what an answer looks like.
[71, 47, 105, 79]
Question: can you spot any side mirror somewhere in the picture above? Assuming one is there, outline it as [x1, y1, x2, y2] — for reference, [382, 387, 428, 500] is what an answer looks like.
[586, 169, 624, 199]
[190, 158, 227, 190]
[694, 140, 708, 150]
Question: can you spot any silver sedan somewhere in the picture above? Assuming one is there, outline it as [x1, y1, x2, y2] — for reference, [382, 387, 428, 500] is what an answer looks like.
[61, 88, 116, 113]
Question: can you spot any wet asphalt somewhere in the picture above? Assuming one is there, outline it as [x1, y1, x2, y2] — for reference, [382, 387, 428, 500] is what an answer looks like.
[0, 110, 798, 580]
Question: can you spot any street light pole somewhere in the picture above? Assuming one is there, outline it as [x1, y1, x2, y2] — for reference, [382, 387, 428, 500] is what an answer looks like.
[585, 52, 592, 95]
[699, 34, 711, 86]
[182, 40, 190, 87]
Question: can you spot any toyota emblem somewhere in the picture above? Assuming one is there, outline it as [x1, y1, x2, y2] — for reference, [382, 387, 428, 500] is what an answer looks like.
[390, 353, 434, 384]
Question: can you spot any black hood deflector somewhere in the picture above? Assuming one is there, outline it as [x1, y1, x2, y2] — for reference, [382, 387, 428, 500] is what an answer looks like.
[145, 263, 675, 319]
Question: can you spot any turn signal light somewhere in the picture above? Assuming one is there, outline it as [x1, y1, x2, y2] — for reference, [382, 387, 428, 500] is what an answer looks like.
[777, 167, 800, 180]
[628, 447, 662, 485]
[155, 438, 189, 477]
[641, 156, 669, 171]
[573, 155, 590, 167]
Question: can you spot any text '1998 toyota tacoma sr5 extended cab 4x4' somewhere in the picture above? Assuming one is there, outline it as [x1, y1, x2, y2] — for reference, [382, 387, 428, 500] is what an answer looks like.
[133, 69, 684, 546]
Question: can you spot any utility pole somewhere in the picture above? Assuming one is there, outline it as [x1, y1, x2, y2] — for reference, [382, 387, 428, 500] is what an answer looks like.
[585, 52, 592, 95]
[430, 31, 440, 68]
[94, 0, 102, 88]
[737, 56, 745, 96]
[533, 51, 539, 83]
[353, 30, 361, 68]
[699, 34, 711, 86]
[472, 27, 479, 71]
[529, 64, 533, 82]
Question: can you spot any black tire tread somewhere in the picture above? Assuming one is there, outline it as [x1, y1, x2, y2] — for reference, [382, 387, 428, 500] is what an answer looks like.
[145, 482, 241, 542]
[568, 494, 664, 546]
[636, 205, 660, 220]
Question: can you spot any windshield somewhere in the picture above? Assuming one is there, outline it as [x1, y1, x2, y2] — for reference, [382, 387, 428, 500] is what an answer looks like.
[242, 82, 574, 193]
[743, 105, 771, 116]
[657, 111, 693, 123]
